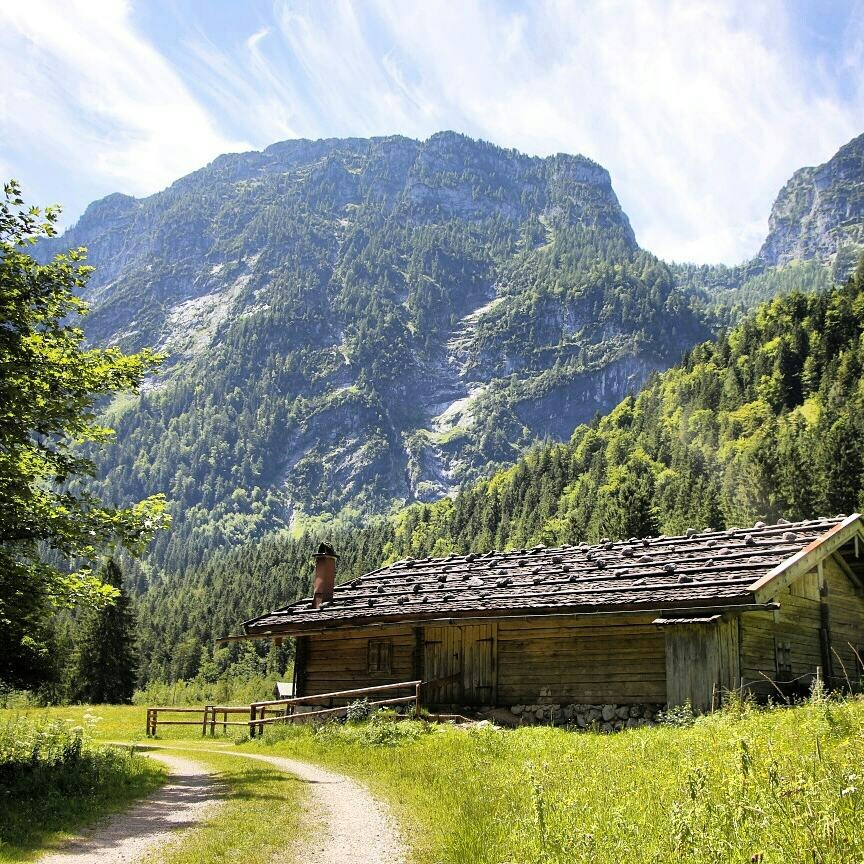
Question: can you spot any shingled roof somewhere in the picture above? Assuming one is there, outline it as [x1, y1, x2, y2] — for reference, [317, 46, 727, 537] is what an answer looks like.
[243, 515, 863, 635]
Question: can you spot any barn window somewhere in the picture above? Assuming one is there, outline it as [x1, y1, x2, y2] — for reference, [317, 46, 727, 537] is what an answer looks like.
[368, 639, 393, 674]
[774, 639, 792, 681]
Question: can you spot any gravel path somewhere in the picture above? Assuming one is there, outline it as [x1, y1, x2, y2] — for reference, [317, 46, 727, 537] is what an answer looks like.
[215, 750, 408, 864]
[36, 746, 407, 864]
[37, 751, 223, 864]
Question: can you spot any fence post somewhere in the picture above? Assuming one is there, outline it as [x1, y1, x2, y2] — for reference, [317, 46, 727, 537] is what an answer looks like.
[249, 704, 257, 739]
[415, 682, 422, 718]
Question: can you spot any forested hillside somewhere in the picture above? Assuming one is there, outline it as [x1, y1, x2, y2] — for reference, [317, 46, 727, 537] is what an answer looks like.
[35, 132, 717, 572]
[132, 257, 864, 684]
[33, 132, 864, 579]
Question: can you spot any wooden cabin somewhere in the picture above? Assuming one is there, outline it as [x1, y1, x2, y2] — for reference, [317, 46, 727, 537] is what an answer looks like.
[242, 516, 864, 722]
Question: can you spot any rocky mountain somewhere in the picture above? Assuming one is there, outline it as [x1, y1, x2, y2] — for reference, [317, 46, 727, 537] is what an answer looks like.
[37, 131, 711, 570]
[759, 132, 864, 275]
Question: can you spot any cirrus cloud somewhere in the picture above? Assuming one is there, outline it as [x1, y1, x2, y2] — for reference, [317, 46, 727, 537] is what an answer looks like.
[2, 0, 863, 263]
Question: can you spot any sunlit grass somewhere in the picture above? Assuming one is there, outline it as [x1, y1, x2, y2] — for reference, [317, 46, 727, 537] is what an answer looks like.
[142, 748, 306, 864]
[6, 700, 864, 863]
[0, 715, 165, 862]
[241, 698, 864, 864]
[1, 705, 213, 743]
[0, 709, 307, 864]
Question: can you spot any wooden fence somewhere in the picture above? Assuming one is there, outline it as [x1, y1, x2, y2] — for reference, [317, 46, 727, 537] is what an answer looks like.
[145, 679, 422, 737]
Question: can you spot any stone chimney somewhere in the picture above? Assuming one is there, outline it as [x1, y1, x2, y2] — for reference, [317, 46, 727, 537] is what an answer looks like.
[312, 542, 338, 608]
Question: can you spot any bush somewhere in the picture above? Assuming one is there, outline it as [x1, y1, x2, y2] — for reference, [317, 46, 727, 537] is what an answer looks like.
[261, 710, 433, 748]
[345, 698, 372, 723]
[656, 700, 697, 727]
[0, 714, 163, 854]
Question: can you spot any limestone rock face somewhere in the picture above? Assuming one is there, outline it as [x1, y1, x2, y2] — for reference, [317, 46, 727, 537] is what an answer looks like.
[760, 133, 864, 275]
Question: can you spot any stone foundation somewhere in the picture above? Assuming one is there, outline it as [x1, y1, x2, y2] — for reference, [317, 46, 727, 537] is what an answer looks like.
[508, 702, 664, 731]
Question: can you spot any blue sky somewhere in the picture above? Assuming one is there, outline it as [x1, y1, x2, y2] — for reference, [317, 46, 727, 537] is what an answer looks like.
[1, 0, 863, 264]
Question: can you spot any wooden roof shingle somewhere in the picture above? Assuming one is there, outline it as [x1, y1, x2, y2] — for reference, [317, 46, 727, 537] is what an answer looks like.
[243, 515, 860, 634]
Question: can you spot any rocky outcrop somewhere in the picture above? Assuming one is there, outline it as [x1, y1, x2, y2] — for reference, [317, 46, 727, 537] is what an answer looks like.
[760, 133, 864, 273]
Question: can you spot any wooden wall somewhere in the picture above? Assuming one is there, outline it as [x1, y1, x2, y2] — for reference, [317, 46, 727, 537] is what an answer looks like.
[300, 625, 417, 697]
[298, 615, 667, 707]
[664, 617, 740, 711]
[740, 555, 864, 696]
[496, 615, 666, 705]
[823, 557, 864, 685]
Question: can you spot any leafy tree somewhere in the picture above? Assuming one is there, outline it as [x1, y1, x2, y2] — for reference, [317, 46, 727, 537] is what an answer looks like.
[71, 559, 137, 704]
[0, 182, 168, 689]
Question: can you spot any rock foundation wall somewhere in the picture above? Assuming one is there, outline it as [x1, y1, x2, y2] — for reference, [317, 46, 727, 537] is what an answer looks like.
[509, 702, 664, 731]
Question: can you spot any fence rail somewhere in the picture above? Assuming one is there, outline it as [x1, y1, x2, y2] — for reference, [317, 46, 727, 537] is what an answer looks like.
[145, 680, 423, 737]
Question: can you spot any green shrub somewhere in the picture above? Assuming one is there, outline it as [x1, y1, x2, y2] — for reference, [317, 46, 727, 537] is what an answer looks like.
[0, 714, 163, 856]
[262, 710, 433, 748]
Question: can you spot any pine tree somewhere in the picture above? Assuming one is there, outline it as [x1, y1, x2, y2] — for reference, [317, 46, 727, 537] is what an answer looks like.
[71, 559, 138, 704]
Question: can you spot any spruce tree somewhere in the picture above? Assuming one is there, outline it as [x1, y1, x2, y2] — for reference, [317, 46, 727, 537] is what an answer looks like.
[71, 559, 138, 704]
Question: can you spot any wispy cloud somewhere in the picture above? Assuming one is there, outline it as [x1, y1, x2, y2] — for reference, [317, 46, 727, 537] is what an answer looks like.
[2, 0, 863, 262]
[0, 0, 247, 219]
[238, 0, 862, 263]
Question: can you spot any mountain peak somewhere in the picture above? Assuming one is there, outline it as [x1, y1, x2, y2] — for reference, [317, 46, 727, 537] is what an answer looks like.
[759, 132, 864, 272]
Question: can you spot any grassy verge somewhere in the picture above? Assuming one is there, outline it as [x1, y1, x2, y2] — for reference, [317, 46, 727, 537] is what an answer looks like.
[0, 715, 165, 862]
[142, 748, 306, 864]
[9, 700, 864, 863]
[0, 708, 307, 864]
[237, 699, 864, 864]
[0, 704, 207, 743]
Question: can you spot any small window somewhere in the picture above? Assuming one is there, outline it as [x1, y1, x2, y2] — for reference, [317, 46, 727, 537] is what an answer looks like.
[368, 639, 393, 674]
[775, 639, 792, 681]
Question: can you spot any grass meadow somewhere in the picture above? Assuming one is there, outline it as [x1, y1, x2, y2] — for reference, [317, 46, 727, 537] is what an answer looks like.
[0, 713, 164, 862]
[3, 697, 864, 863]
[248, 697, 864, 864]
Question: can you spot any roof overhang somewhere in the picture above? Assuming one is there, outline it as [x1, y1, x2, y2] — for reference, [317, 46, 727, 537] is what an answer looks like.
[750, 513, 863, 603]
[235, 597, 774, 639]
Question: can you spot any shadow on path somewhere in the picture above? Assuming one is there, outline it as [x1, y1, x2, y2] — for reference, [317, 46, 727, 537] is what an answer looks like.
[37, 753, 222, 863]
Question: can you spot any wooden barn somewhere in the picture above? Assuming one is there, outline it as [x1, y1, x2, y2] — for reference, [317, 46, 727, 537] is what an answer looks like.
[242, 515, 864, 723]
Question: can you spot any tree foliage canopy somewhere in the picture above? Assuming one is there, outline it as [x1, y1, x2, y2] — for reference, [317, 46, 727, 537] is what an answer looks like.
[0, 182, 168, 688]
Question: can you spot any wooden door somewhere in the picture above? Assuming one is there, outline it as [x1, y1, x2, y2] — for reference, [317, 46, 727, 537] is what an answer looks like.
[462, 623, 497, 705]
[665, 623, 721, 712]
[424, 625, 462, 705]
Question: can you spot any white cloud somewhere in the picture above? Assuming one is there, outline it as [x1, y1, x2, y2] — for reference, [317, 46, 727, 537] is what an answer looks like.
[360, 0, 864, 263]
[246, 25, 270, 52]
[2, 0, 862, 262]
[0, 0, 248, 206]
[195, 0, 860, 263]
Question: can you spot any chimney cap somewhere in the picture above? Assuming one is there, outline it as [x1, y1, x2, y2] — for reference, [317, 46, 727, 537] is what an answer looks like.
[314, 541, 338, 558]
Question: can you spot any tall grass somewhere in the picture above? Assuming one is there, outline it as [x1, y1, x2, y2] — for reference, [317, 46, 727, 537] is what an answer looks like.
[245, 696, 864, 864]
[0, 715, 164, 861]
[132, 675, 279, 707]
